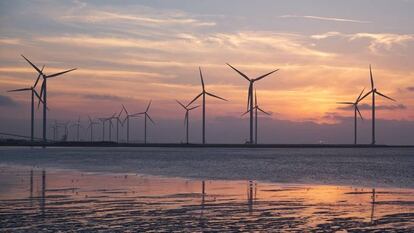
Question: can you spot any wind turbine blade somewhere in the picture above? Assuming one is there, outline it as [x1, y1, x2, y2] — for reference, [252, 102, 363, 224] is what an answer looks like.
[147, 114, 155, 124]
[376, 91, 396, 101]
[356, 88, 366, 102]
[258, 107, 271, 115]
[33, 89, 44, 104]
[247, 84, 252, 110]
[122, 104, 129, 115]
[336, 102, 354, 105]
[254, 89, 258, 107]
[241, 109, 251, 116]
[253, 69, 279, 82]
[21, 55, 43, 75]
[226, 63, 250, 81]
[38, 81, 45, 109]
[188, 92, 203, 106]
[206, 92, 227, 101]
[146, 100, 152, 112]
[176, 100, 186, 109]
[39, 79, 45, 97]
[117, 107, 123, 118]
[199, 67, 205, 91]
[184, 112, 188, 125]
[369, 64, 374, 90]
[188, 105, 199, 111]
[358, 90, 373, 102]
[132, 112, 145, 117]
[356, 106, 363, 120]
[33, 65, 45, 88]
[47, 68, 77, 78]
[8, 88, 31, 92]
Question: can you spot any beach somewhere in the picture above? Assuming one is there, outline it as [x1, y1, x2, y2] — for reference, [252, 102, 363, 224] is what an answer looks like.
[0, 147, 413, 232]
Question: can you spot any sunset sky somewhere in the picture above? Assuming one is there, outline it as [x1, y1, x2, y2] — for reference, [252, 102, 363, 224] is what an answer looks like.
[1, 0, 413, 144]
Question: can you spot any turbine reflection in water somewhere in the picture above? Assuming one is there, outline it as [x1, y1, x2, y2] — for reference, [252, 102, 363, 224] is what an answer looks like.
[0, 166, 412, 232]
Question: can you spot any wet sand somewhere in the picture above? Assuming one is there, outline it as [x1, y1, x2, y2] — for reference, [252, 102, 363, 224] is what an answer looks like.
[0, 165, 413, 232]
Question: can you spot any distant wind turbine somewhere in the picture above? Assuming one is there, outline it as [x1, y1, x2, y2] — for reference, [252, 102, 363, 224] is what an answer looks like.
[111, 107, 124, 143]
[176, 100, 199, 144]
[70, 116, 82, 141]
[106, 113, 116, 142]
[50, 121, 59, 141]
[87, 116, 99, 142]
[226, 63, 279, 144]
[7, 67, 45, 142]
[121, 104, 140, 143]
[98, 117, 107, 141]
[133, 101, 155, 144]
[359, 65, 396, 145]
[61, 121, 70, 141]
[21, 55, 76, 142]
[242, 90, 271, 144]
[188, 67, 227, 144]
[337, 88, 365, 144]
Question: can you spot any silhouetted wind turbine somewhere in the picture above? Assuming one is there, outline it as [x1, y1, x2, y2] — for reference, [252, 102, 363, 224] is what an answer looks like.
[227, 63, 279, 144]
[50, 121, 58, 141]
[61, 121, 70, 141]
[21, 55, 76, 142]
[337, 88, 365, 144]
[87, 116, 99, 142]
[359, 65, 396, 145]
[122, 104, 140, 143]
[7, 67, 45, 142]
[111, 107, 124, 143]
[188, 67, 227, 144]
[70, 116, 82, 141]
[133, 101, 155, 144]
[176, 100, 199, 144]
[242, 90, 271, 144]
[98, 117, 107, 141]
[105, 113, 116, 141]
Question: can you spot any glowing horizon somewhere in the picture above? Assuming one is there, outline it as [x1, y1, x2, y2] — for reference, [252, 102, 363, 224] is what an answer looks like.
[1, 0, 413, 144]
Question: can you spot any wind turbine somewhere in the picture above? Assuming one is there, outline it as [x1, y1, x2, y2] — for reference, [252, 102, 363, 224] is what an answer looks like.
[50, 121, 59, 141]
[227, 63, 279, 144]
[176, 100, 199, 144]
[87, 116, 99, 142]
[7, 67, 45, 142]
[98, 117, 107, 141]
[242, 90, 271, 144]
[111, 107, 124, 143]
[21, 55, 76, 142]
[70, 116, 82, 141]
[188, 67, 227, 144]
[133, 101, 155, 144]
[105, 113, 116, 142]
[359, 65, 396, 145]
[337, 88, 365, 144]
[122, 104, 140, 143]
[58, 121, 70, 141]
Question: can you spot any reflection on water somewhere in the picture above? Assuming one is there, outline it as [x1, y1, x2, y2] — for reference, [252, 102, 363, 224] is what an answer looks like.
[0, 165, 413, 232]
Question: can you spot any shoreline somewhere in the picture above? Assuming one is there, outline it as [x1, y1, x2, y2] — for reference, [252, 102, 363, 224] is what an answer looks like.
[1, 140, 414, 148]
[2, 163, 413, 190]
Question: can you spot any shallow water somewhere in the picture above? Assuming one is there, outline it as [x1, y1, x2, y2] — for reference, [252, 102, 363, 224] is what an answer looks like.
[0, 147, 413, 188]
[0, 147, 413, 231]
[0, 166, 413, 232]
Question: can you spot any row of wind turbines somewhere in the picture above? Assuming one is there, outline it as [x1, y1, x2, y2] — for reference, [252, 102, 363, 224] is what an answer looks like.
[8, 55, 395, 145]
